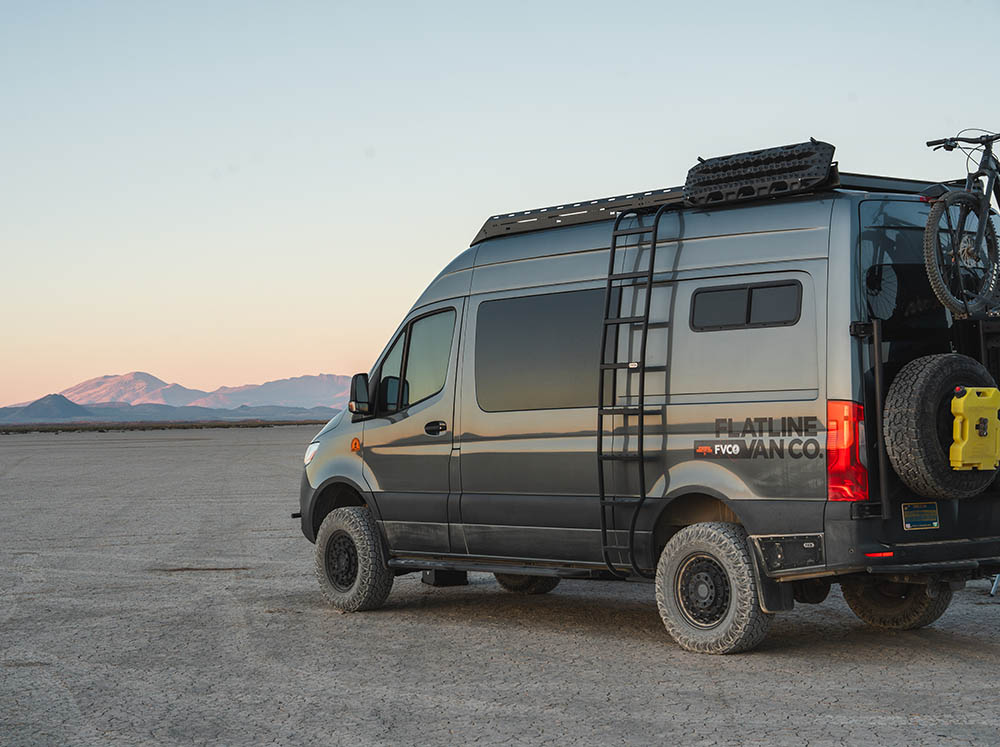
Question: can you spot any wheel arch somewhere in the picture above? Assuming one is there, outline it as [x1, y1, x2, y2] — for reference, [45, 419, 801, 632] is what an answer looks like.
[650, 489, 744, 560]
[308, 477, 383, 542]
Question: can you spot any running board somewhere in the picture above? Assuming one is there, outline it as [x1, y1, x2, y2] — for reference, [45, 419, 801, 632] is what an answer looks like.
[388, 556, 649, 580]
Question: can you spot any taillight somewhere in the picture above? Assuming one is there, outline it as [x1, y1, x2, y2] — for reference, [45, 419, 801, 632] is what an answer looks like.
[827, 400, 869, 501]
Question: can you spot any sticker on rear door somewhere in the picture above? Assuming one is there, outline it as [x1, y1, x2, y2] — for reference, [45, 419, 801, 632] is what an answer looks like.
[901, 501, 940, 531]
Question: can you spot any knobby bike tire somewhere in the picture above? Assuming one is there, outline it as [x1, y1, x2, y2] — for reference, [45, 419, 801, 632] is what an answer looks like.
[923, 190, 999, 317]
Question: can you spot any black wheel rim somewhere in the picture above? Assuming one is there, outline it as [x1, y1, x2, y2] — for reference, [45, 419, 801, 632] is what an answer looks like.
[325, 530, 359, 592]
[675, 553, 731, 629]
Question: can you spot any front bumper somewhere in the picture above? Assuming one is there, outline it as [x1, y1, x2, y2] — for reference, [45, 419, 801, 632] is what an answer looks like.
[299, 469, 316, 542]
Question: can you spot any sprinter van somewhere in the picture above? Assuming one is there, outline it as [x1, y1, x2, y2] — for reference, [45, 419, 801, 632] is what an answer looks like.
[296, 140, 1000, 653]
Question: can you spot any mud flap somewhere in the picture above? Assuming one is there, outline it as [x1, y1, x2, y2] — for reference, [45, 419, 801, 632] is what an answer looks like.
[749, 548, 794, 613]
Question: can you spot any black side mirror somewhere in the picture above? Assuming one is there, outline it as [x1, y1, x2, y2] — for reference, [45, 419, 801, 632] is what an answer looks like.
[348, 373, 370, 415]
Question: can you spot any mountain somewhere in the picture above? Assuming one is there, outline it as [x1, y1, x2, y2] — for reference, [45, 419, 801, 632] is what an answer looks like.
[187, 374, 352, 409]
[8, 371, 353, 410]
[59, 372, 174, 405]
[9, 394, 94, 421]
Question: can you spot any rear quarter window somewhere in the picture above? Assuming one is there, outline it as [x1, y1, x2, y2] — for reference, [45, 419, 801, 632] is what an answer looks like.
[691, 281, 801, 331]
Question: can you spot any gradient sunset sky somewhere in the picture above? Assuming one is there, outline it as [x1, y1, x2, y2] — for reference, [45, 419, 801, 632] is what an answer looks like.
[3, 0, 998, 405]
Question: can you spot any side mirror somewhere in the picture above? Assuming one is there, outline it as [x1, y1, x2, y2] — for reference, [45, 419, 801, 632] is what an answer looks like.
[348, 373, 370, 415]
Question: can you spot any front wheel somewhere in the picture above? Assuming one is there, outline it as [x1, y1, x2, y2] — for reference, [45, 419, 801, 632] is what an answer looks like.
[655, 522, 772, 654]
[315, 507, 393, 611]
[924, 190, 999, 317]
[842, 580, 952, 630]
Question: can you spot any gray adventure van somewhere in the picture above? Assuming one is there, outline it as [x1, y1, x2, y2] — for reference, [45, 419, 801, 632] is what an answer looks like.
[296, 140, 1000, 653]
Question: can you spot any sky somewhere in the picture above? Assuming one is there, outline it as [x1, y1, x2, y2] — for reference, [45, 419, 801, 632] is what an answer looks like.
[2, 0, 999, 405]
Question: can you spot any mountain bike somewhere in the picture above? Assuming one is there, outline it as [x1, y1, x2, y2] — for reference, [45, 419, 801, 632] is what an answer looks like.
[923, 130, 1000, 317]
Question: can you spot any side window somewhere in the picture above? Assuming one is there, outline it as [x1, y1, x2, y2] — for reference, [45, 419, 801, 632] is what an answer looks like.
[691, 281, 801, 331]
[401, 310, 456, 408]
[475, 289, 604, 412]
[377, 333, 405, 413]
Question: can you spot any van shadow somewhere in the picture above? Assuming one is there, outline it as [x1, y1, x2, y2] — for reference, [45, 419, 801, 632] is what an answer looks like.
[376, 577, 667, 641]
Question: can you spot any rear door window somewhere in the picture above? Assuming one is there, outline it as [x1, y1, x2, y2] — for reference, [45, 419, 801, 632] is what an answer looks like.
[859, 200, 950, 360]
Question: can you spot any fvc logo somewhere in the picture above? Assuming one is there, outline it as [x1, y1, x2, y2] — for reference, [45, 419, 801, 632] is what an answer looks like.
[694, 440, 750, 459]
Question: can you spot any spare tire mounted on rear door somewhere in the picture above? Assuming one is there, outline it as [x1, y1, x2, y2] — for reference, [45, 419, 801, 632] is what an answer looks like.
[884, 353, 997, 499]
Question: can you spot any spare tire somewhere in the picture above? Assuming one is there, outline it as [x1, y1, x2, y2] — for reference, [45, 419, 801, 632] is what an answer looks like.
[884, 353, 997, 499]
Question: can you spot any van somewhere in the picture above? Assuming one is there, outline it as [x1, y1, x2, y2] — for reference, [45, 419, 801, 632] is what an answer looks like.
[296, 140, 1000, 653]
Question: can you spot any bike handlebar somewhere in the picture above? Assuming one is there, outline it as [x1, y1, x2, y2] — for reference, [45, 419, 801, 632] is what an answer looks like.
[926, 132, 1000, 148]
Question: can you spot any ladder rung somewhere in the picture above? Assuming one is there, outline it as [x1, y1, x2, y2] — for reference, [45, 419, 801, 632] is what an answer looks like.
[603, 545, 631, 552]
[600, 497, 641, 506]
[644, 321, 671, 328]
[604, 316, 644, 325]
[599, 452, 654, 461]
[600, 362, 639, 370]
[599, 407, 661, 415]
[613, 226, 655, 236]
[601, 364, 667, 371]
[608, 271, 650, 281]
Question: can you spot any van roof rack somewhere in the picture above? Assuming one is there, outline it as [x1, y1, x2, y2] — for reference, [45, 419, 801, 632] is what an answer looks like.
[470, 140, 952, 245]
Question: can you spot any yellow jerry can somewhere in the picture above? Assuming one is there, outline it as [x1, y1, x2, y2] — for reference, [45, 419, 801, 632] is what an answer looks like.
[951, 386, 1000, 470]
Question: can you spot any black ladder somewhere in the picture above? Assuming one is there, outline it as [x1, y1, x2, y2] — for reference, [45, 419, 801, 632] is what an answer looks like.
[597, 205, 670, 578]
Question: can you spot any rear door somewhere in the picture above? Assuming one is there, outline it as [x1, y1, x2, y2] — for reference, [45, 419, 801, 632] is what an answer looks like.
[363, 300, 462, 553]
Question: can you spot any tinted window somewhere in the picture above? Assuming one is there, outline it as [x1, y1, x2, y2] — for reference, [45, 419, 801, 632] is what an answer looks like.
[691, 288, 747, 329]
[692, 281, 801, 331]
[749, 283, 800, 325]
[476, 289, 604, 412]
[377, 333, 405, 413]
[402, 310, 456, 407]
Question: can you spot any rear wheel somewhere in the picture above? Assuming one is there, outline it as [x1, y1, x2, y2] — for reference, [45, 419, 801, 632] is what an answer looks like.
[655, 522, 772, 654]
[315, 507, 393, 611]
[842, 580, 953, 630]
[494, 573, 560, 594]
[924, 190, 999, 317]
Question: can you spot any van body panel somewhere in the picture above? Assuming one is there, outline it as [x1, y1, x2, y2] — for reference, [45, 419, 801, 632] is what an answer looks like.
[411, 267, 475, 310]
[469, 250, 608, 295]
[474, 221, 612, 266]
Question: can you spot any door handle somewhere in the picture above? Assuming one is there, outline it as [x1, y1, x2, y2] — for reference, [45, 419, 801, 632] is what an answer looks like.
[424, 420, 448, 435]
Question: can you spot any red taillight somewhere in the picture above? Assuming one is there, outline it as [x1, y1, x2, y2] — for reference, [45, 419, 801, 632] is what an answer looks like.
[827, 400, 869, 502]
[865, 551, 894, 558]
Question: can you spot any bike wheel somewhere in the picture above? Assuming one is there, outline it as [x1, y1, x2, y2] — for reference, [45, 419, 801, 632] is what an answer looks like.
[923, 190, 999, 317]
[865, 263, 899, 319]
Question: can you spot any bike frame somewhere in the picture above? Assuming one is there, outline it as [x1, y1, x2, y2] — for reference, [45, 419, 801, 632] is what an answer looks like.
[964, 141, 1000, 254]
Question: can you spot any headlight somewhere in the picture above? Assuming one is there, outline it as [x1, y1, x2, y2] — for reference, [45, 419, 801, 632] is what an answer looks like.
[303, 442, 320, 465]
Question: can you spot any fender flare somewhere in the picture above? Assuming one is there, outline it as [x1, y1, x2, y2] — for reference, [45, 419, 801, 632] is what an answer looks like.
[305, 475, 384, 542]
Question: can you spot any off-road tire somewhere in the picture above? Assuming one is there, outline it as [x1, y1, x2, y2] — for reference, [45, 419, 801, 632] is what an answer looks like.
[923, 190, 999, 317]
[655, 522, 772, 654]
[315, 507, 393, 612]
[494, 573, 560, 594]
[883, 353, 997, 499]
[842, 580, 953, 630]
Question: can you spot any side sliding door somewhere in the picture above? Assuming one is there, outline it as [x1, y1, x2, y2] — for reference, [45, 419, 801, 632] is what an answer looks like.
[457, 287, 605, 561]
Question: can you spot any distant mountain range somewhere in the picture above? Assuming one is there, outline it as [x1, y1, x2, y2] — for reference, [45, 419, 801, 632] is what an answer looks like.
[2, 371, 351, 425]
[0, 394, 340, 425]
